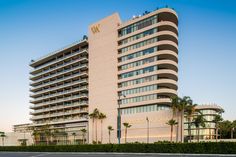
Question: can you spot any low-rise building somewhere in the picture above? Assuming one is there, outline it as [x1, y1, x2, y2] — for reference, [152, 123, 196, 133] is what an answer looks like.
[184, 104, 224, 141]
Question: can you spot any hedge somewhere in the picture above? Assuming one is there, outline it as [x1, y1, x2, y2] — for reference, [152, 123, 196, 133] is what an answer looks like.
[0, 142, 236, 154]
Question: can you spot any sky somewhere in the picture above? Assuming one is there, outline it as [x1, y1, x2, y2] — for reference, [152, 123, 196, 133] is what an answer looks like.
[0, 0, 236, 132]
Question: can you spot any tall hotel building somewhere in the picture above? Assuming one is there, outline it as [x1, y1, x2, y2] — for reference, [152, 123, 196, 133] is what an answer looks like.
[30, 7, 178, 144]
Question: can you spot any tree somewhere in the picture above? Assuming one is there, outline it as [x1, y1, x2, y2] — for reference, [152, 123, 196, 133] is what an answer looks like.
[72, 132, 77, 144]
[193, 112, 206, 142]
[98, 112, 106, 143]
[89, 108, 99, 143]
[107, 126, 114, 143]
[42, 124, 52, 145]
[80, 129, 87, 144]
[185, 104, 197, 142]
[0, 132, 6, 146]
[166, 119, 178, 142]
[213, 114, 223, 142]
[123, 122, 132, 143]
[171, 96, 181, 142]
[178, 96, 193, 142]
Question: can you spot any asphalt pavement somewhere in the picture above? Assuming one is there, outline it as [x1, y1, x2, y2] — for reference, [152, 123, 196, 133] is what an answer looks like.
[0, 152, 235, 157]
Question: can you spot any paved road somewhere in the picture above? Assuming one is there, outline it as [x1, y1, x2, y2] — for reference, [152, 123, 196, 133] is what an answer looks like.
[0, 152, 235, 157]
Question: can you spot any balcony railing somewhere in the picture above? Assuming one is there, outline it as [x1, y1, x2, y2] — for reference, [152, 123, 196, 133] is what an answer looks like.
[31, 49, 88, 73]
[32, 116, 88, 125]
[30, 78, 88, 97]
[30, 86, 88, 103]
[30, 71, 88, 90]
[30, 101, 88, 114]
[31, 63, 88, 85]
[30, 109, 88, 120]
[30, 93, 88, 108]
[30, 56, 88, 79]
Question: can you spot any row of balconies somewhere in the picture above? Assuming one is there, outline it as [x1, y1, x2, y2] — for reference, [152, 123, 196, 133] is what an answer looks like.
[30, 56, 88, 80]
[31, 63, 88, 85]
[31, 48, 88, 74]
[30, 78, 88, 97]
[32, 116, 88, 126]
[30, 108, 88, 120]
[30, 86, 88, 103]
[30, 71, 88, 90]
[30, 101, 88, 115]
[30, 93, 88, 109]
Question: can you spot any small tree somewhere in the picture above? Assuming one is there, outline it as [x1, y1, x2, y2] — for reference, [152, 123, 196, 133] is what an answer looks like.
[123, 122, 132, 143]
[193, 112, 206, 142]
[107, 126, 114, 143]
[213, 114, 223, 142]
[166, 119, 178, 142]
[98, 112, 106, 143]
[80, 128, 87, 144]
[72, 132, 76, 144]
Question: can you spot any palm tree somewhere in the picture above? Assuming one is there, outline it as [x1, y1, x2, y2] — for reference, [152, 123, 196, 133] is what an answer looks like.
[171, 96, 181, 142]
[0, 132, 6, 146]
[178, 96, 193, 142]
[123, 122, 132, 143]
[166, 119, 178, 142]
[193, 112, 206, 142]
[107, 126, 114, 143]
[213, 114, 223, 142]
[80, 128, 87, 144]
[42, 124, 51, 145]
[89, 108, 99, 143]
[98, 112, 106, 143]
[72, 132, 77, 144]
[185, 104, 197, 142]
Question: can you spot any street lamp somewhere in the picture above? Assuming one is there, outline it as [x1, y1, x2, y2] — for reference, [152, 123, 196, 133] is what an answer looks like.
[117, 93, 126, 144]
[146, 117, 149, 143]
[231, 127, 235, 139]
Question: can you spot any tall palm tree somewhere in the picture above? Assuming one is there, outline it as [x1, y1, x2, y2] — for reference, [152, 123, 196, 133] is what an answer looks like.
[98, 112, 106, 143]
[89, 108, 99, 143]
[171, 96, 181, 142]
[42, 124, 51, 145]
[185, 104, 197, 142]
[0, 132, 6, 146]
[123, 122, 132, 143]
[213, 114, 223, 142]
[80, 128, 87, 144]
[178, 96, 193, 142]
[72, 132, 76, 144]
[166, 119, 178, 142]
[193, 112, 206, 142]
[107, 126, 114, 143]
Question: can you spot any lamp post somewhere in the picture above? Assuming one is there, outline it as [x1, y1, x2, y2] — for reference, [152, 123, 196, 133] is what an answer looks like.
[146, 117, 149, 143]
[231, 127, 235, 139]
[117, 94, 125, 144]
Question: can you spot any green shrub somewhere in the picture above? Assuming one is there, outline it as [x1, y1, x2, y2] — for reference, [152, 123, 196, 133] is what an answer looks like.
[0, 142, 235, 154]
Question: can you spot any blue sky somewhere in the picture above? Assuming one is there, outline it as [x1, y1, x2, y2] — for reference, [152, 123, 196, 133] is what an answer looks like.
[0, 0, 236, 132]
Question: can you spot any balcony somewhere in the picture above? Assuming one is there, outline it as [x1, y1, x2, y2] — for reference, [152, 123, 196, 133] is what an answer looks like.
[30, 71, 88, 91]
[29, 93, 88, 109]
[30, 109, 88, 120]
[30, 56, 88, 80]
[31, 63, 88, 85]
[30, 48, 88, 74]
[30, 86, 88, 103]
[30, 101, 88, 114]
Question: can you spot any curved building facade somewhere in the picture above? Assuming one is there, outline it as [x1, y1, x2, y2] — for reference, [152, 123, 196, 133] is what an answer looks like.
[88, 8, 178, 143]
